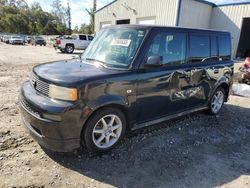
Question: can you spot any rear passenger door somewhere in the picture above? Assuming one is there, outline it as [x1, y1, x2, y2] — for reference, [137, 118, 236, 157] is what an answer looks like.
[188, 33, 229, 105]
[79, 35, 89, 49]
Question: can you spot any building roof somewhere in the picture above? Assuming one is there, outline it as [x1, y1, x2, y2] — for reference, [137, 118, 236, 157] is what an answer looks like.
[95, 0, 250, 13]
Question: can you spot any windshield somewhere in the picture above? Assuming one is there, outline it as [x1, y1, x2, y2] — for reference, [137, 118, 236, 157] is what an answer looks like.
[12, 36, 21, 39]
[81, 28, 146, 69]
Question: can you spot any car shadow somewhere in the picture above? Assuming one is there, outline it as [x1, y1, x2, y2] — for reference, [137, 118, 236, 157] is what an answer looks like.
[44, 103, 250, 188]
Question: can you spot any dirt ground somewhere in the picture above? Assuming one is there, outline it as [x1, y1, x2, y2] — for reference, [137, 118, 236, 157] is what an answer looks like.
[0, 42, 250, 188]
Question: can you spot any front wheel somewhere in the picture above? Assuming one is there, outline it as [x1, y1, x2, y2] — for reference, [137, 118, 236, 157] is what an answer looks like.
[83, 108, 126, 153]
[208, 87, 225, 115]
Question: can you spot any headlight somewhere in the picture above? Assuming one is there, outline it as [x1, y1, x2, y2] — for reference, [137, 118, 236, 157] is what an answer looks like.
[49, 84, 78, 101]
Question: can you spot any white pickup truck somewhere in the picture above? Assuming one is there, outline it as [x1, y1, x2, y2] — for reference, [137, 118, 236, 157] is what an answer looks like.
[54, 34, 94, 53]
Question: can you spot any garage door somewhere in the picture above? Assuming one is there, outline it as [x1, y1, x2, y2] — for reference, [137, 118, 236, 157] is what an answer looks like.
[137, 17, 156, 25]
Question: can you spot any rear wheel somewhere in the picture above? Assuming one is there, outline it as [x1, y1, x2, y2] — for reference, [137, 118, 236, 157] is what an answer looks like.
[65, 44, 74, 54]
[83, 108, 126, 153]
[208, 87, 225, 115]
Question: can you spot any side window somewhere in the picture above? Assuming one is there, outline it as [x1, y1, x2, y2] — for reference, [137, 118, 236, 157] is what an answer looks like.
[79, 35, 87, 40]
[190, 34, 210, 63]
[146, 32, 186, 66]
[88, 35, 94, 41]
[211, 36, 218, 58]
[218, 35, 231, 61]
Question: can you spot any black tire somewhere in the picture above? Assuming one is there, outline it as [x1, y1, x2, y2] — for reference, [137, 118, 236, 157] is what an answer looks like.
[208, 87, 225, 115]
[65, 44, 74, 54]
[83, 107, 127, 153]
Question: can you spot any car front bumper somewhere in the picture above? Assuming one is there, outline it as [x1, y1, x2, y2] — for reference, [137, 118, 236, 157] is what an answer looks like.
[20, 81, 83, 152]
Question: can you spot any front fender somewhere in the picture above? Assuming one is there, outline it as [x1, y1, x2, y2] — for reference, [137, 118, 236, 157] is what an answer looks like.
[89, 94, 129, 110]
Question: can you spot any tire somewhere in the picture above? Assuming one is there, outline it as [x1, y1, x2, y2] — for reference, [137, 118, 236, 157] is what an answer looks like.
[208, 87, 225, 115]
[65, 44, 74, 54]
[83, 107, 127, 153]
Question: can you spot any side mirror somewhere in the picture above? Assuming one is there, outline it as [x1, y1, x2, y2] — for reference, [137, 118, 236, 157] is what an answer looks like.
[144, 56, 163, 67]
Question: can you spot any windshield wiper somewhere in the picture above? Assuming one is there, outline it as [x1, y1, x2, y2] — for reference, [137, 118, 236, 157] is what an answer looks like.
[84, 58, 106, 67]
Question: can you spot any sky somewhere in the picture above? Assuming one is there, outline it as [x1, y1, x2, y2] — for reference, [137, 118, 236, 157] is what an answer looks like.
[25, 0, 112, 28]
[25, 0, 250, 28]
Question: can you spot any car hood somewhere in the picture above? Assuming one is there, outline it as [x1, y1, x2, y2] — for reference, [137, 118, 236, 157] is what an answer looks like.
[33, 59, 121, 87]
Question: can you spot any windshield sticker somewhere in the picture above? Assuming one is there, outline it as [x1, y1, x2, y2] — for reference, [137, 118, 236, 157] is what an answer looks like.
[111, 39, 131, 47]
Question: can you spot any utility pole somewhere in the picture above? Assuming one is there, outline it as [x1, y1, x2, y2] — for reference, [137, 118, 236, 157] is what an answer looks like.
[93, 0, 96, 33]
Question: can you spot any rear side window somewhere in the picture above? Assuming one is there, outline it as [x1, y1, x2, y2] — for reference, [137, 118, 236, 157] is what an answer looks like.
[88, 36, 94, 41]
[79, 35, 87, 40]
[146, 32, 186, 66]
[211, 36, 218, 58]
[218, 35, 231, 61]
[190, 34, 210, 63]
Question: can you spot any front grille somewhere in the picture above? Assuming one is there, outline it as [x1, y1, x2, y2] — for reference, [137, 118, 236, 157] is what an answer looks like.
[30, 73, 49, 96]
[21, 96, 40, 117]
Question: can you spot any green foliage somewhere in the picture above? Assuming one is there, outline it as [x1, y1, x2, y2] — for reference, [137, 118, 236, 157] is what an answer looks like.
[72, 24, 92, 35]
[0, 0, 70, 35]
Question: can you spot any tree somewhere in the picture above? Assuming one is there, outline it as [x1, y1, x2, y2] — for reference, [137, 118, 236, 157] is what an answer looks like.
[51, 0, 66, 25]
[85, 0, 96, 34]
[0, 0, 69, 35]
[65, 0, 71, 34]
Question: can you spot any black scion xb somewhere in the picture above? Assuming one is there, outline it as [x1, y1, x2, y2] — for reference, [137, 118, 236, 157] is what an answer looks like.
[20, 25, 233, 152]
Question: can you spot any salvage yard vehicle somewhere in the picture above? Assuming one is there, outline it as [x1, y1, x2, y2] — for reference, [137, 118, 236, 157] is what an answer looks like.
[239, 57, 250, 84]
[9, 35, 24, 45]
[25, 36, 32, 44]
[54, 34, 94, 53]
[31, 36, 46, 46]
[20, 25, 233, 153]
[3, 35, 10, 44]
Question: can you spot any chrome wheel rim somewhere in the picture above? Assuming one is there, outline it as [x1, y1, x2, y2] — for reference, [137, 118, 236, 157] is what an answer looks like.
[211, 90, 224, 113]
[92, 114, 122, 149]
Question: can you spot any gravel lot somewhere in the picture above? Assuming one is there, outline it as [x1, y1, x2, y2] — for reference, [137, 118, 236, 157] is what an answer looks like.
[0, 43, 250, 188]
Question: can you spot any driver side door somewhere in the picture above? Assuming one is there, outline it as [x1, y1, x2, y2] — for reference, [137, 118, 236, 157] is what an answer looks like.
[135, 29, 196, 125]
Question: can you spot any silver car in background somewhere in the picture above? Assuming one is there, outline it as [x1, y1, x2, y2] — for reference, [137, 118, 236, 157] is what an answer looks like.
[9, 36, 24, 45]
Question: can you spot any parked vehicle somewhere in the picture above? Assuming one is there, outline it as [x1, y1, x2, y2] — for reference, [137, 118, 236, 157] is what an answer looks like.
[0, 35, 4, 42]
[25, 36, 32, 44]
[3, 35, 10, 44]
[239, 57, 250, 84]
[20, 25, 233, 153]
[9, 35, 24, 45]
[31, 36, 46, 46]
[54, 34, 94, 53]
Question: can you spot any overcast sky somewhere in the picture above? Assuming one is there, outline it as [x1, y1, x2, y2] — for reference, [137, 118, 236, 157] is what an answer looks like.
[25, 0, 250, 28]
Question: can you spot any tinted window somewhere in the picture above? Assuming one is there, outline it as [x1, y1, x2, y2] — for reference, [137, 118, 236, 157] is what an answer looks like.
[88, 36, 94, 41]
[211, 36, 218, 58]
[79, 35, 87, 40]
[218, 35, 231, 61]
[147, 32, 186, 66]
[190, 34, 210, 63]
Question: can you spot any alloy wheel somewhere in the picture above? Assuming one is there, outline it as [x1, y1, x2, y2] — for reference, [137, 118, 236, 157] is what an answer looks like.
[92, 114, 122, 149]
[211, 90, 224, 114]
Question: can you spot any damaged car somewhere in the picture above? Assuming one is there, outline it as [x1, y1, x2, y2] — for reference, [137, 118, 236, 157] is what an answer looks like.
[20, 25, 234, 153]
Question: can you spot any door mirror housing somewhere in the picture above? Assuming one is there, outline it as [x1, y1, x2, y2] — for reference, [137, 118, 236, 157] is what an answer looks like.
[144, 56, 163, 67]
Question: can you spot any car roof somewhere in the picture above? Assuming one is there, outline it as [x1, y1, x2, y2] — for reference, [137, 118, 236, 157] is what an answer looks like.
[104, 24, 230, 34]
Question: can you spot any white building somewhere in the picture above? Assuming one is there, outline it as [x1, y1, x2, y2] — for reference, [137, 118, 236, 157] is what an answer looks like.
[95, 0, 250, 58]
